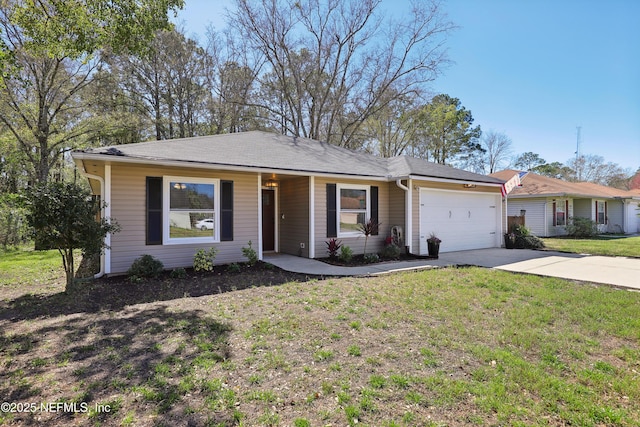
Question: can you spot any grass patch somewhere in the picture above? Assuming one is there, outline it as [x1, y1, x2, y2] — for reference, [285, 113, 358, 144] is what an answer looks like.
[0, 247, 65, 289]
[1, 264, 640, 425]
[543, 235, 640, 257]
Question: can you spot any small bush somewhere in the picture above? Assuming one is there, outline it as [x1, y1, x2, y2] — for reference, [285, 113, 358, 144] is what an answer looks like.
[193, 247, 219, 272]
[170, 267, 186, 279]
[509, 225, 545, 249]
[326, 238, 342, 258]
[228, 262, 242, 273]
[566, 217, 598, 238]
[521, 235, 545, 249]
[381, 243, 401, 259]
[242, 241, 258, 266]
[128, 255, 164, 280]
[364, 253, 379, 264]
[339, 245, 353, 263]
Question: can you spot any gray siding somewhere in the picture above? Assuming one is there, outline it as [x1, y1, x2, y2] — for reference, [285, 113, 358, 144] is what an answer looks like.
[573, 198, 592, 220]
[606, 199, 624, 233]
[388, 182, 406, 246]
[313, 177, 389, 258]
[279, 177, 310, 257]
[506, 198, 547, 237]
[109, 164, 259, 274]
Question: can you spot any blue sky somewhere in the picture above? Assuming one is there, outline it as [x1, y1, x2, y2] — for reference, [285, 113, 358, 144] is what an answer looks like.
[174, 0, 640, 172]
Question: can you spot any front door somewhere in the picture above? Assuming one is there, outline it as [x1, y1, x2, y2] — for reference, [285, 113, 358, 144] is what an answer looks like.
[262, 189, 275, 251]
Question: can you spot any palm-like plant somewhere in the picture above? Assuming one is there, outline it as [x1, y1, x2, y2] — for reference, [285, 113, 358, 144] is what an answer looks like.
[358, 218, 381, 255]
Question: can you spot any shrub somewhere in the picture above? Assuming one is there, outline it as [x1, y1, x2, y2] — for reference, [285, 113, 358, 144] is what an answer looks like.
[521, 235, 545, 249]
[364, 253, 379, 264]
[326, 238, 342, 258]
[228, 262, 242, 273]
[339, 245, 353, 263]
[23, 181, 119, 292]
[193, 247, 219, 272]
[566, 217, 598, 238]
[509, 225, 545, 249]
[358, 217, 381, 255]
[170, 267, 186, 279]
[381, 242, 401, 259]
[128, 254, 164, 280]
[242, 240, 258, 266]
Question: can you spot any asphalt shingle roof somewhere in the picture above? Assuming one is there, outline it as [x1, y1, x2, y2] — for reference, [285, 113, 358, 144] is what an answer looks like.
[79, 131, 503, 184]
[490, 169, 639, 199]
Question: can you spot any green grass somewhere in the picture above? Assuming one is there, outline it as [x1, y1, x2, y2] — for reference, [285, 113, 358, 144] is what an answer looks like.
[2, 261, 640, 426]
[543, 235, 640, 257]
[0, 247, 64, 288]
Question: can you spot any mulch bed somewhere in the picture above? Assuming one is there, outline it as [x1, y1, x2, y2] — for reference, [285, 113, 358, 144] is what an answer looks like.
[0, 262, 318, 321]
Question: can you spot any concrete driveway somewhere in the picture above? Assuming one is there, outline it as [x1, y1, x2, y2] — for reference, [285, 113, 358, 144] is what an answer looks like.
[266, 249, 640, 290]
[436, 248, 640, 290]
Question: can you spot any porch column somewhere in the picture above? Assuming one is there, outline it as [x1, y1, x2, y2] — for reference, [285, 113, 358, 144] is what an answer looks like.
[104, 164, 112, 274]
[309, 176, 315, 258]
[257, 173, 263, 261]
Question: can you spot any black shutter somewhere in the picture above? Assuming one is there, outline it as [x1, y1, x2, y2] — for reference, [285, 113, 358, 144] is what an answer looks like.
[221, 180, 234, 241]
[146, 177, 162, 245]
[370, 186, 379, 235]
[326, 183, 337, 238]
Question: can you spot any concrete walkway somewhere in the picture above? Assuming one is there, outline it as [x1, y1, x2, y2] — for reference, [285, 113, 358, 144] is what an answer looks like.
[264, 248, 640, 290]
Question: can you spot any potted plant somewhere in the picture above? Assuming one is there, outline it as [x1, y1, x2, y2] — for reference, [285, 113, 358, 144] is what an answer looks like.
[427, 232, 441, 258]
[504, 232, 516, 249]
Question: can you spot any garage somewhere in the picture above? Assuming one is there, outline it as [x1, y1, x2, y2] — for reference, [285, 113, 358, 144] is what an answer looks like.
[419, 188, 502, 254]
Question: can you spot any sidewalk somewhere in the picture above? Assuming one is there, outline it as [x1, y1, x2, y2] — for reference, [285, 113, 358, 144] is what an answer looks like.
[263, 253, 441, 276]
[263, 249, 640, 290]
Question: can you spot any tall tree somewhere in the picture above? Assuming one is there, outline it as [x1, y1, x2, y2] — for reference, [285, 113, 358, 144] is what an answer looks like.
[0, 0, 184, 184]
[7, 0, 184, 60]
[417, 94, 482, 165]
[0, 14, 97, 183]
[481, 130, 512, 173]
[514, 152, 546, 171]
[630, 169, 640, 190]
[532, 161, 574, 180]
[567, 154, 630, 187]
[230, 0, 453, 147]
[205, 27, 261, 134]
[360, 93, 421, 157]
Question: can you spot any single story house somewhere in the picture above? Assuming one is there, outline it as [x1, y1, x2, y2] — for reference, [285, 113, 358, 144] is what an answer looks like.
[490, 170, 640, 236]
[72, 131, 506, 275]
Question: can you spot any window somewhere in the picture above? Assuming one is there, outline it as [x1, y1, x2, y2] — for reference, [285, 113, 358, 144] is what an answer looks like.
[596, 201, 606, 225]
[554, 200, 566, 226]
[164, 177, 219, 244]
[337, 184, 369, 236]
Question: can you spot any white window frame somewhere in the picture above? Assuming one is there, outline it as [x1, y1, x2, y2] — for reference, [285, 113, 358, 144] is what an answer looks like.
[163, 176, 220, 245]
[337, 183, 370, 237]
[596, 200, 606, 225]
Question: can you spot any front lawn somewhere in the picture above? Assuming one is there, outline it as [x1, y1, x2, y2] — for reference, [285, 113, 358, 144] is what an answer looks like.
[543, 235, 640, 257]
[0, 247, 65, 290]
[1, 251, 639, 426]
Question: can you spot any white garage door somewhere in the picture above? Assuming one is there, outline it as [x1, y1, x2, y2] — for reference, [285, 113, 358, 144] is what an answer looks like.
[419, 189, 501, 254]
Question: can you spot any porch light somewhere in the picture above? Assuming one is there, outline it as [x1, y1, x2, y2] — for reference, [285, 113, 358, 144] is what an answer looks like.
[265, 179, 278, 188]
[463, 184, 476, 188]
[520, 209, 526, 216]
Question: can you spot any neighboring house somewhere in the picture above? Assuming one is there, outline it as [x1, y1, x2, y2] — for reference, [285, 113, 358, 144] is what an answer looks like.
[72, 131, 505, 275]
[491, 170, 640, 236]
